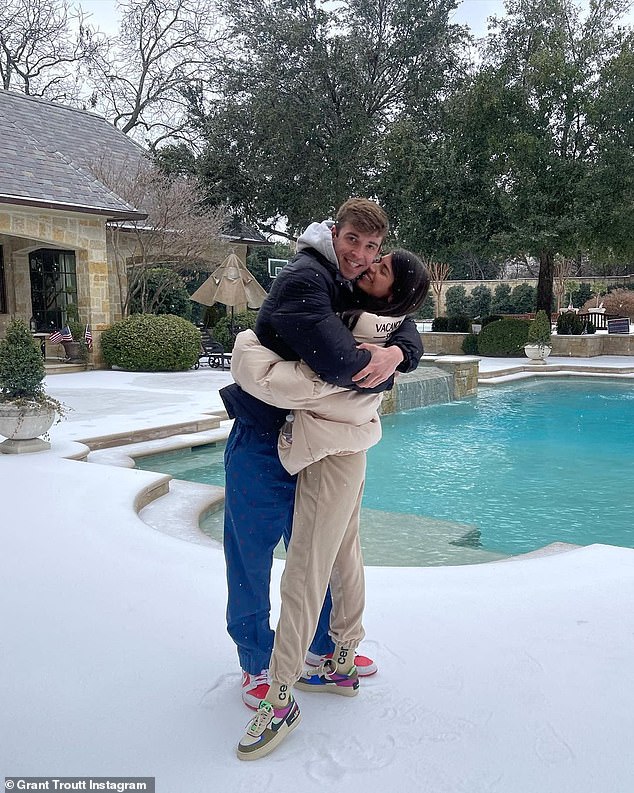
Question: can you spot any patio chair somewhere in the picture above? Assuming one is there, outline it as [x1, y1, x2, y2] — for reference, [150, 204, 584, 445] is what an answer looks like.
[193, 329, 232, 370]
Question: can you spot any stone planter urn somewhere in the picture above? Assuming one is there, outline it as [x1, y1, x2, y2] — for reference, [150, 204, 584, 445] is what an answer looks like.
[524, 343, 552, 365]
[0, 403, 56, 453]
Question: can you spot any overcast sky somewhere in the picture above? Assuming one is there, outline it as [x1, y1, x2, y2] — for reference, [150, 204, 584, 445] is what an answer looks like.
[76, 0, 516, 39]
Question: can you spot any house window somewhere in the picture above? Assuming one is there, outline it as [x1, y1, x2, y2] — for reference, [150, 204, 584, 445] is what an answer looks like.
[0, 246, 6, 314]
[29, 249, 78, 332]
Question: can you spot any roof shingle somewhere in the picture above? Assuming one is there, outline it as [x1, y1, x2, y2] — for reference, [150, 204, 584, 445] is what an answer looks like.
[0, 90, 148, 219]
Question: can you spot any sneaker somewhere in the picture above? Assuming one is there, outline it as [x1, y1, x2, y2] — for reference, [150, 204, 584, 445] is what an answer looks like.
[305, 650, 377, 677]
[295, 659, 359, 696]
[236, 696, 301, 761]
[241, 669, 270, 710]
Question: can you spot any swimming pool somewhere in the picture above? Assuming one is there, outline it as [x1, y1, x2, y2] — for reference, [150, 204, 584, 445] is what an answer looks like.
[366, 378, 634, 555]
[136, 378, 634, 564]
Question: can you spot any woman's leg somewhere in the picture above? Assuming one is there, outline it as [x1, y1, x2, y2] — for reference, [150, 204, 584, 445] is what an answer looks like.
[327, 456, 366, 666]
[268, 451, 367, 692]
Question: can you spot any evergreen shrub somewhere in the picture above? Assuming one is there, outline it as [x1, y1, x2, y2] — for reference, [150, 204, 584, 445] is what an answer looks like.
[526, 310, 552, 346]
[461, 333, 479, 354]
[445, 285, 469, 316]
[557, 313, 596, 335]
[129, 267, 193, 319]
[212, 310, 258, 351]
[0, 319, 46, 401]
[431, 316, 449, 332]
[584, 320, 596, 334]
[556, 312, 584, 335]
[447, 315, 471, 333]
[477, 318, 530, 357]
[481, 315, 503, 327]
[101, 314, 200, 371]
[0, 318, 64, 414]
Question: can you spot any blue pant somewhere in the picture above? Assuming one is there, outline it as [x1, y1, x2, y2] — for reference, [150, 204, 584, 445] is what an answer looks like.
[223, 418, 334, 674]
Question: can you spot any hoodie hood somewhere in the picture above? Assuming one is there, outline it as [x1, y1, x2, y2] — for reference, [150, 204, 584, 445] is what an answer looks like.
[296, 221, 338, 269]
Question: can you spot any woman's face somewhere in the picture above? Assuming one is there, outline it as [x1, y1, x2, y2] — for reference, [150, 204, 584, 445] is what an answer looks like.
[357, 253, 394, 300]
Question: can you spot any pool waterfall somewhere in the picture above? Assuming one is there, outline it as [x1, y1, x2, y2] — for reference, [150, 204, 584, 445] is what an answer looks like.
[380, 356, 479, 413]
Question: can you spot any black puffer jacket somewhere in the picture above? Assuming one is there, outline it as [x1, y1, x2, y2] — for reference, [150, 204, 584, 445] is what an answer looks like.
[220, 244, 423, 431]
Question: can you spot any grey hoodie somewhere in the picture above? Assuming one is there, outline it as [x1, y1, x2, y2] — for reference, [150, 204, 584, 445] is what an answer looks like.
[295, 221, 340, 272]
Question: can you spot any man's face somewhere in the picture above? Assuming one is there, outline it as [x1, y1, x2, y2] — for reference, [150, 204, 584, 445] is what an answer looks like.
[331, 221, 384, 281]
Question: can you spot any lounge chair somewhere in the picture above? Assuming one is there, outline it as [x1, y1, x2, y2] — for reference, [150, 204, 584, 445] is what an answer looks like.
[193, 329, 232, 370]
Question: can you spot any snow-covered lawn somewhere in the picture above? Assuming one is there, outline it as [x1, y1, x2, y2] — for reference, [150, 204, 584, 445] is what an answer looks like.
[2, 368, 633, 792]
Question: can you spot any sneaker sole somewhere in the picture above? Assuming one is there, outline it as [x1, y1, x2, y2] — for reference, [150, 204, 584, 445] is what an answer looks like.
[294, 679, 359, 696]
[236, 711, 302, 761]
[305, 663, 377, 678]
[305, 655, 378, 677]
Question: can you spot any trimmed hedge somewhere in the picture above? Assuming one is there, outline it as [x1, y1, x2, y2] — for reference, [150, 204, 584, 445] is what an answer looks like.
[461, 333, 479, 354]
[101, 314, 200, 371]
[431, 315, 471, 333]
[477, 318, 530, 357]
[556, 312, 596, 335]
[431, 316, 449, 331]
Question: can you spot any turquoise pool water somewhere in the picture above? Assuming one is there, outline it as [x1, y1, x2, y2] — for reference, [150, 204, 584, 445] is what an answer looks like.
[366, 378, 634, 554]
[136, 378, 634, 563]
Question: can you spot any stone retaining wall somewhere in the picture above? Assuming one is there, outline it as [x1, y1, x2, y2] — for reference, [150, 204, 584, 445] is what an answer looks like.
[551, 334, 634, 357]
[421, 332, 469, 355]
[422, 331, 634, 358]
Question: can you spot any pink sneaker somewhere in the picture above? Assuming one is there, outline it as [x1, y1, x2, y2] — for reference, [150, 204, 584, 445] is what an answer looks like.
[305, 650, 377, 676]
[241, 669, 270, 709]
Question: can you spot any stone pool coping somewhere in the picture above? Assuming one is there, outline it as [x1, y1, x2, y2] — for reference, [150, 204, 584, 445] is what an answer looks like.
[476, 354, 634, 384]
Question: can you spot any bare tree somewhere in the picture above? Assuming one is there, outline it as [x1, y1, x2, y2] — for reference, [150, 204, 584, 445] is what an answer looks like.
[92, 157, 227, 316]
[89, 0, 224, 148]
[426, 260, 452, 318]
[553, 256, 576, 311]
[0, 0, 104, 100]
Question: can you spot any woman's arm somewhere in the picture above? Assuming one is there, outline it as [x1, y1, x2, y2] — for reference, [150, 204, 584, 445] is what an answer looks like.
[231, 330, 380, 423]
[231, 330, 345, 408]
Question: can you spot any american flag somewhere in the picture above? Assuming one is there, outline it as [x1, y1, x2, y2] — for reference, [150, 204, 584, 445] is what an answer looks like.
[60, 326, 73, 342]
[84, 324, 93, 351]
[48, 329, 63, 344]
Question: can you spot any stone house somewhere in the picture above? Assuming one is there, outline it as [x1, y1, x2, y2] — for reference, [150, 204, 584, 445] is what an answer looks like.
[0, 90, 261, 365]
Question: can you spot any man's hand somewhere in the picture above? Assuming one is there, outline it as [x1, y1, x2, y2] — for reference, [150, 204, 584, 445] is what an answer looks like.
[351, 343, 404, 388]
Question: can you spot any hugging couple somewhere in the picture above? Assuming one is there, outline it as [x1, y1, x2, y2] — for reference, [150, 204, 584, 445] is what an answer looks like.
[219, 198, 430, 760]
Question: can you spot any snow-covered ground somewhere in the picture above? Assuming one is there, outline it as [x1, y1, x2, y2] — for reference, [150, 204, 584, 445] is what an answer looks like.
[2, 363, 634, 792]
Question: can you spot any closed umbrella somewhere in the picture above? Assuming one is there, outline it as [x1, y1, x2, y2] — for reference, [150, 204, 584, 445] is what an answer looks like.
[190, 252, 268, 309]
[190, 251, 268, 335]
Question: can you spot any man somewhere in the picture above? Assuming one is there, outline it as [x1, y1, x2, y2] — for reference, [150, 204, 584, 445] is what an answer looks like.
[220, 198, 422, 708]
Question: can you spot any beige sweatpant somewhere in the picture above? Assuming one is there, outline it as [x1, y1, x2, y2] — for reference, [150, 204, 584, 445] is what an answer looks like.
[269, 451, 367, 687]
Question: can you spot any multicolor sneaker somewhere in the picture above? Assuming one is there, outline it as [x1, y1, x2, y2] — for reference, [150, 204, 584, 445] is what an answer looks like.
[295, 659, 359, 696]
[305, 650, 377, 677]
[236, 696, 301, 761]
[241, 669, 270, 709]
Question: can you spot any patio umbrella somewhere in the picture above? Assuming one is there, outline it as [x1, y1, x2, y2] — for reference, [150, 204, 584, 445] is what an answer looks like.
[190, 251, 268, 336]
[190, 252, 268, 310]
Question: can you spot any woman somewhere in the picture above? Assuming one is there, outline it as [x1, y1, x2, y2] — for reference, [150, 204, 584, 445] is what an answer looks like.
[233, 250, 430, 760]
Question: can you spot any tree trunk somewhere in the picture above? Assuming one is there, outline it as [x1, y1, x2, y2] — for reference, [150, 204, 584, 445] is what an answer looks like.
[536, 250, 554, 317]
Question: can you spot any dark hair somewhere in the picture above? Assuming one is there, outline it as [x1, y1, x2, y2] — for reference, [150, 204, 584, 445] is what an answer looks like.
[335, 197, 389, 239]
[362, 248, 430, 318]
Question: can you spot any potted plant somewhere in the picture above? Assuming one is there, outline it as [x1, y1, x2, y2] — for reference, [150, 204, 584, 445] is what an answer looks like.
[63, 319, 90, 363]
[524, 310, 552, 364]
[0, 318, 65, 453]
[63, 304, 91, 363]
